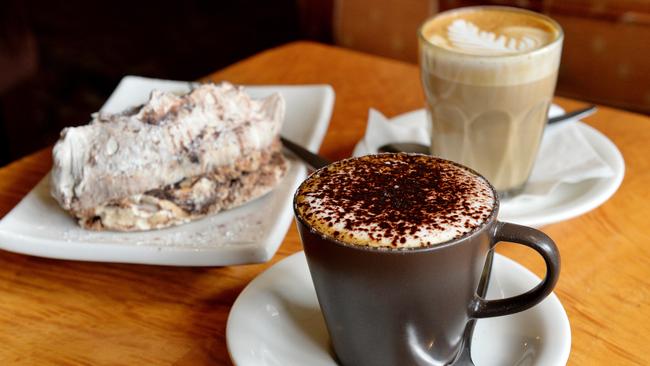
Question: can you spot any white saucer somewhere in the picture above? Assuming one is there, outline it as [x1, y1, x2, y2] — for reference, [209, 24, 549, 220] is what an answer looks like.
[0, 76, 334, 266]
[227, 251, 571, 366]
[352, 108, 624, 227]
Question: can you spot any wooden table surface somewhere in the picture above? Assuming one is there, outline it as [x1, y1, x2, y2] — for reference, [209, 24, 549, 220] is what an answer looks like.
[1, 41, 649, 365]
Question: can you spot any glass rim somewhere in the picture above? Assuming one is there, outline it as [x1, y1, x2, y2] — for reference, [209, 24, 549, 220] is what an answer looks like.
[418, 5, 564, 60]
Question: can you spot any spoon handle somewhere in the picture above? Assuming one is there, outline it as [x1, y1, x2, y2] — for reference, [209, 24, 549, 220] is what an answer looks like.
[548, 105, 597, 124]
[280, 136, 331, 170]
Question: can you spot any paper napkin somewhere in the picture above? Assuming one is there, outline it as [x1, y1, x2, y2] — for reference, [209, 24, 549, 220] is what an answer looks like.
[354, 106, 615, 200]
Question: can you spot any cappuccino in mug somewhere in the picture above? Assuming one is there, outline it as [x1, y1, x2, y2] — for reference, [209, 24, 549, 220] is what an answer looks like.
[293, 154, 561, 366]
[419, 6, 563, 196]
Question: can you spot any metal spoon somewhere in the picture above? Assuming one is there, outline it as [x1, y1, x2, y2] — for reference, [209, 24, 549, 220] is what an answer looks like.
[378, 105, 597, 154]
[280, 136, 331, 170]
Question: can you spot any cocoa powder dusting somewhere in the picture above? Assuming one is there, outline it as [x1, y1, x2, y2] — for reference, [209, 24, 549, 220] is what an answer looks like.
[296, 154, 495, 248]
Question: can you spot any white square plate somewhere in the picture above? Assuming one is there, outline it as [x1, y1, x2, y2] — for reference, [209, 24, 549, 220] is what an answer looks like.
[0, 76, 334, 266]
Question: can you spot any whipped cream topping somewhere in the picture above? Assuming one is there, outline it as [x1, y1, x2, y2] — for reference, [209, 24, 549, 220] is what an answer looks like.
[51, 82, 285, 214]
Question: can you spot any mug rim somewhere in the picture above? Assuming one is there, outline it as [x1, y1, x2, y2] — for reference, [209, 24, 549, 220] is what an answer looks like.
[417, 5, 564, 60]
[292, 153, 500, 254]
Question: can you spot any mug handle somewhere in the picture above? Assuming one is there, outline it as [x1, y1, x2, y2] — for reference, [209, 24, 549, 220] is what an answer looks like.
[469, 221, 561, 318]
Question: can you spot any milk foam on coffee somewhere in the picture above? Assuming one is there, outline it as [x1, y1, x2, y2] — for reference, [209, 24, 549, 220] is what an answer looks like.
[427, 10, 556, 56]
[420, 7, 561, 86]
[295, 154, 495, 249]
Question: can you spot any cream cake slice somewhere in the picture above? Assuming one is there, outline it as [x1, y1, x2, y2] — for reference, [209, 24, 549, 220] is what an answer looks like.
[51, 82, 288, 231]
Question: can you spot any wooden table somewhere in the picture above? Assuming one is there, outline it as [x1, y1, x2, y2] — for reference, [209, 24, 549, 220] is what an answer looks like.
[1, 42, 648, 365]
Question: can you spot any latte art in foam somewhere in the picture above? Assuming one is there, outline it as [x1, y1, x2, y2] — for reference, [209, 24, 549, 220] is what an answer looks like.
[446, 19, 548, 55]
[295, 154, 495, 249]
[422, 7, 559, 59]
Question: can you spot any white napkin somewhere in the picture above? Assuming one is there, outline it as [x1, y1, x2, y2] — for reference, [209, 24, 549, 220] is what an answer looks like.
[353, 106, 615, 200]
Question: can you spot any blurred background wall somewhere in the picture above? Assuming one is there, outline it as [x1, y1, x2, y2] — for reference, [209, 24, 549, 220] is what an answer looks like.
[0, 0, 648, 166]
[332, 0, 650, 114]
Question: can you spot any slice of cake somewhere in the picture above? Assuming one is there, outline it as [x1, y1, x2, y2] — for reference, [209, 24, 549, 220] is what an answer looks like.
[51, 82, 288, 231]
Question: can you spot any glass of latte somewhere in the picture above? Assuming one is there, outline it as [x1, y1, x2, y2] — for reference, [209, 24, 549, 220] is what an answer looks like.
[419, 6, 563, 197]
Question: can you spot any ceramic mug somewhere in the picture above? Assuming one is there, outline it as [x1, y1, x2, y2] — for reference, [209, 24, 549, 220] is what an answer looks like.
[293, 154, 560, 365]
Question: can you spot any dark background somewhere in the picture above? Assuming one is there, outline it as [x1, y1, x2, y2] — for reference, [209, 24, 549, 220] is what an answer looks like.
[0, 0, 332, 166]
[2, 0, 648, 166]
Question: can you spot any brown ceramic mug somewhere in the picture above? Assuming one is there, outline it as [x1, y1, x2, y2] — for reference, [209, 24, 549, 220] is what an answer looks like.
[293, 154, 560, 365]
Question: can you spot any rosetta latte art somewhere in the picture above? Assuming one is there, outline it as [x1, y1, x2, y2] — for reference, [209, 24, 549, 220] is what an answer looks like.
[447, 19, 547, 55]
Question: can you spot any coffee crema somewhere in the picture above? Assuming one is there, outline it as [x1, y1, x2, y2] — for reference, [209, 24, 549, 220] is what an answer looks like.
[295, 154, 495, 249]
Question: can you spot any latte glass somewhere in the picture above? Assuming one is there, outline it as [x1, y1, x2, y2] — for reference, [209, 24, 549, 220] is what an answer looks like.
[419, 6, 563, 197]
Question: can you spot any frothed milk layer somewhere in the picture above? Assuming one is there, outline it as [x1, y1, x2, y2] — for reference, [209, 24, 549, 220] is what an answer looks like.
[420, 7, 562, 85]
[295, 154, 495, 249]
[425, 8, 557, 55]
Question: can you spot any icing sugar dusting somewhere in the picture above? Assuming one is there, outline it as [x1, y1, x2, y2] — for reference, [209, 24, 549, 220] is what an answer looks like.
[447, 19, 543, 55]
